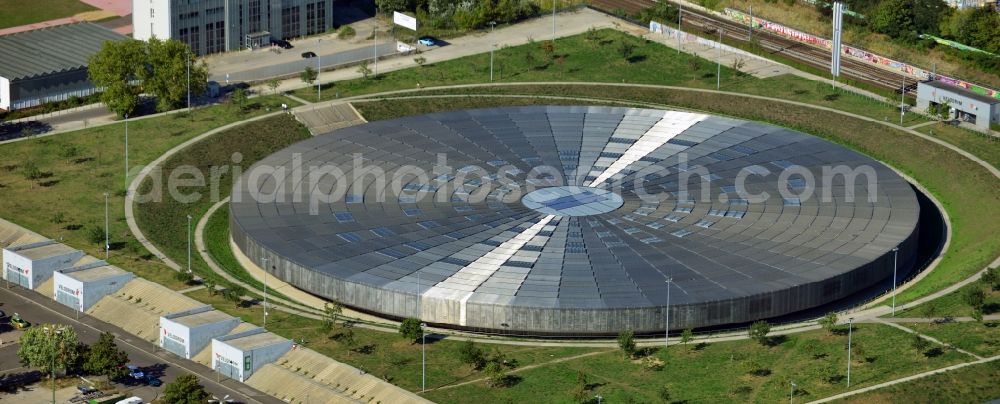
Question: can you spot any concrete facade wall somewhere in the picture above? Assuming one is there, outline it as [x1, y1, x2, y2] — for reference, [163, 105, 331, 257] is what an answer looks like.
[52, 272, 84, 311]
[188, 318, 241, 360]
[1, 76, 9, 110]
[211, 337, 246, 381]
[54, 270, 134, 312]
[160, 317, 192, 357]
[232, 216, 921, 335]
[2, 249, 32, 283]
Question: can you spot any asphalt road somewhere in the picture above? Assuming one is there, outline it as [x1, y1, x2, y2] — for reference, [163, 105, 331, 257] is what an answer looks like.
[0, 286, 281, 404]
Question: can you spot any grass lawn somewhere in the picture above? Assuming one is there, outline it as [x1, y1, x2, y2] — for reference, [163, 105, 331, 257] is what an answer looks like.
[917, 123, 1000, 169]
[352, 86, 1000, 305]
[203, 205, 293, 302]
[297, 29, 927, 126]
[898, 282, 1000, 318]
[832, 359, 1000, 403]
[423, 324, 969, 403]
[0, 0, 97, 29]
[184, 287, 601, 392]
[0, 96, 294, 290]
[907, 321, 1000, 358]
[133, 113, 311, 289]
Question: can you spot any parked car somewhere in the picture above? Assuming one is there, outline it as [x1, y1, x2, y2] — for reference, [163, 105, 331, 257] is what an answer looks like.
[125, 365, 144, 380]
[418, 37, 436, 46]
[77, 385, 97, 395]
[272, 39, 293, 49]
[144, 375, 162, 387]
[10, 313, 29, 329]
[301, 51, 317, 58]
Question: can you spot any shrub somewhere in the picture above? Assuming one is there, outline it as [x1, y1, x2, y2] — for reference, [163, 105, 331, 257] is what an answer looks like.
[337, 26, 356, 40]
[617, 329, 637, 358]
[458, 339, 486, 369]
[748, 320, 771, 345]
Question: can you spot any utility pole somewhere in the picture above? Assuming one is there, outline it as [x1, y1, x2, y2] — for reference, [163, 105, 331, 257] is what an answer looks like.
[717, 29, 723, 90]
[665, 277, 672, 348]
[104, 193, 109, 259]
[847, 317, 854, 388]
[891, 247, 899, 316]
[317, 55, 321, 101]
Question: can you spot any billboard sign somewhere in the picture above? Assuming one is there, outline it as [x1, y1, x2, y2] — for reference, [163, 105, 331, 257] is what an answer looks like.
[393, 11, 417, 31]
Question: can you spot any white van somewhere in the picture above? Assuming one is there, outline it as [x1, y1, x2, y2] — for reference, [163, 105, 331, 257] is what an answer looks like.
[115, 397, 143, 404]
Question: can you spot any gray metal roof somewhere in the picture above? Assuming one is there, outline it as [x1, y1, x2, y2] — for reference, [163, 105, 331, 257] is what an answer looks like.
[0, 22, 127, 81]
[922, 80, 1000, 105]
[231, 106, 922, 334]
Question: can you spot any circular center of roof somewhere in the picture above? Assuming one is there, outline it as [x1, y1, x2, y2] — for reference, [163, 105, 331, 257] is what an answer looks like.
[521, 186, 624, 216]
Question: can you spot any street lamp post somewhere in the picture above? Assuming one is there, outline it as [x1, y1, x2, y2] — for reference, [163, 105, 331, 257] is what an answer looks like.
[44, 326, 62, 404]
[317, 55, 322, 101]
[124, 113, 129, 193]
[847, 317, 854, 388]
[186, 215, 192, 273]
[187, 51, 191, 111]
[489, 21, 496, 82]
[104, 193, 109, 259]
[552, 0, 556, 40]
[665, 277, 673, 348]
[677, 4, 682, 54]
[421, 322, 427, 392]
[891, 247, 899, 316]
[262, 258, 269, 328]
[595, 395, 603, 404]
[374, 24, 378, 78]
[789, 381, 796, 403]
[717, 28, 723, 90]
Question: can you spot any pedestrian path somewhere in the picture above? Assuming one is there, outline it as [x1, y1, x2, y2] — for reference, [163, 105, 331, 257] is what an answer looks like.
[292, 102, 366, 135]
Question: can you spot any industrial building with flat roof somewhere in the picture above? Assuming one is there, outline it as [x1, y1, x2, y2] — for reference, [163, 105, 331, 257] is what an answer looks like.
[161, 306, 241, 359]
[212, 328, 292, 382]
[0, 22, 128, 111]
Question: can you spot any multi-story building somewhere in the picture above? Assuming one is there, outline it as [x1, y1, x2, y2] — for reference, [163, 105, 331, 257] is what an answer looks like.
[945, 0, 990, 8]
[133, 0, 336, 55]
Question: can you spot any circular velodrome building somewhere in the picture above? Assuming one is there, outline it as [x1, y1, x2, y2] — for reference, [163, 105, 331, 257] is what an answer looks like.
[231, 106, 920, 336]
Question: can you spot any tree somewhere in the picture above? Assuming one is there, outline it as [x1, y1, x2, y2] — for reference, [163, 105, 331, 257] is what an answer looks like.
[88, 39, 146, 117]
[618, 39, 637, 62]
[144, 37, 208, 111]
[963, 286, 986, 310]
[300, 66, 317, 86]
[230, 88, 248, 112]
[981, 267, 1000, 290]
[163, 374, 207, 404]
[267, 78, 281, 95]
[357, 60, 373, 79]
[224, 284, 246, 307]
[204, 279, 217, 296]
[911, 332, 930, 353]
[83, 332, 128, 379]
[321, 301, 342, 333]
[681, 328, 694, 346]
[819, 312, 840, 334]
[571, 370, 588, 402]
[399, 317, 422, 343]
[540, 40, 555, 60]
[870, 0, 914, 39]
[17, 325, 80, 375]
[617, 329, 636, 359]
[657, 385, 671, 402]
[748, 320, 771, 345]
[375, 0, 411, 15]
[458, 339, 486, 369]
[973, 308, 984, 323]
[174, 270, 194, 285]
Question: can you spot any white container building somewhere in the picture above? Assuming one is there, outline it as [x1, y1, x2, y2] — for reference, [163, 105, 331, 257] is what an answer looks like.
[52, 261, 134, 312]
[160, 306, 241, 359]
[3, 240, 83, 289]
[212, 328, 291, 382]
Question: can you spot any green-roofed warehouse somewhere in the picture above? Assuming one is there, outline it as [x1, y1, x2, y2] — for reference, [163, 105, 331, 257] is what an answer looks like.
[0, 22, 127, 111]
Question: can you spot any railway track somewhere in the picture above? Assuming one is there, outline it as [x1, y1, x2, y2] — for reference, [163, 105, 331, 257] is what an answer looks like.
[589, 0, 918, 96]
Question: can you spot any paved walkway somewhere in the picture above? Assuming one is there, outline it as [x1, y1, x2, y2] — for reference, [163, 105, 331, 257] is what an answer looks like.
[874, 319, 983, 360]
